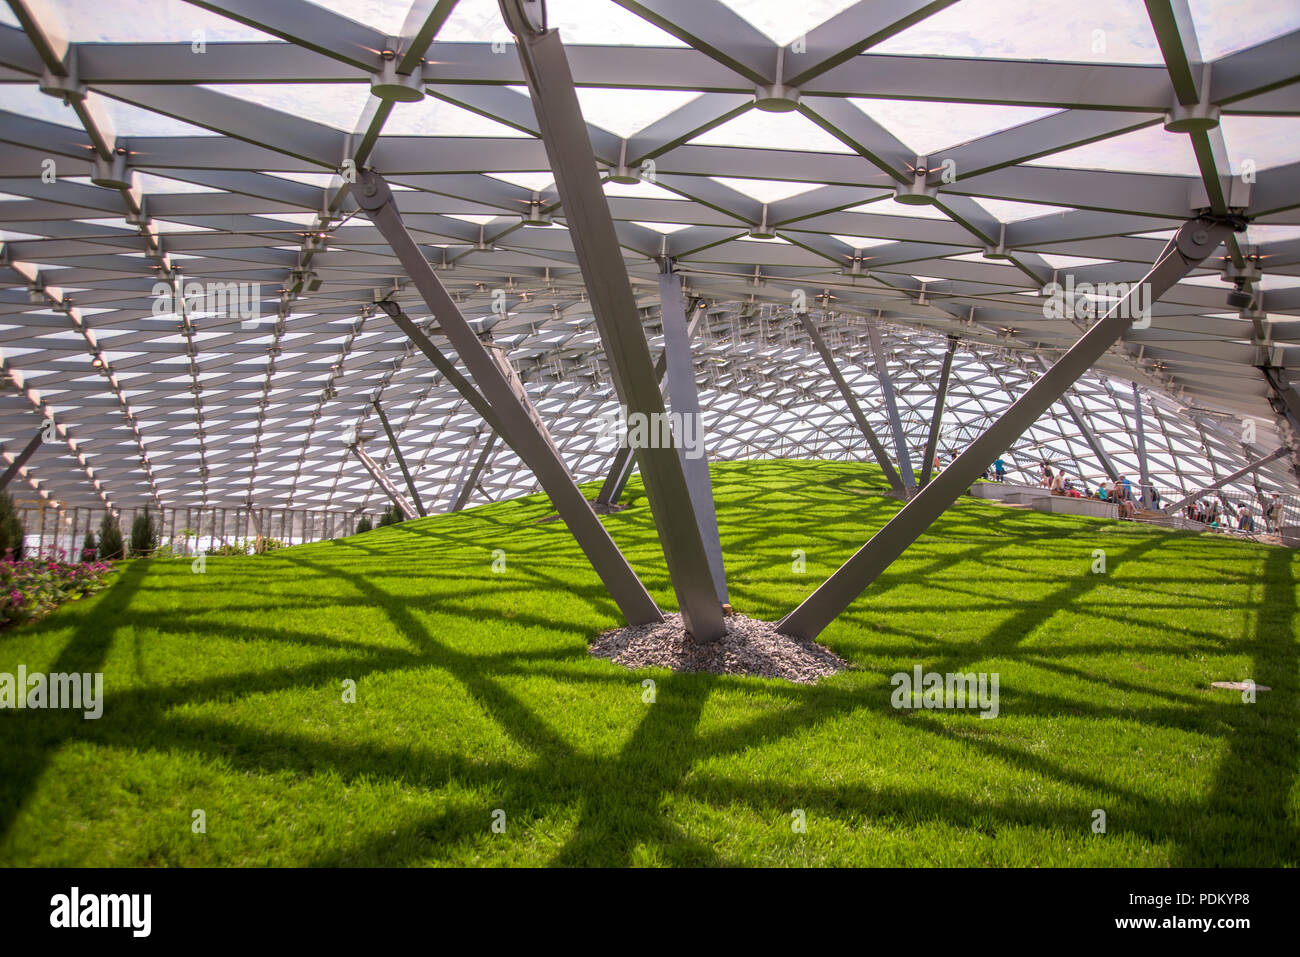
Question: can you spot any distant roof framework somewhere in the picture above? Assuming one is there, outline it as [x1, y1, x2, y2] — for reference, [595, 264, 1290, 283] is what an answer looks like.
[0, 0, 1297, 514]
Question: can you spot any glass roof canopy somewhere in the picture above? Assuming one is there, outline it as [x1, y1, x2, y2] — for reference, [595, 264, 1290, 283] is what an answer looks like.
[0, 0, 1296, 517]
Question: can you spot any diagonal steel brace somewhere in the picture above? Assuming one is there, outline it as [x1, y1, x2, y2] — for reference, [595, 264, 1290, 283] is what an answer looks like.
[498, 2, 726, 639]
[355, 169, 662, 627]
[778, 215, 1242, 640]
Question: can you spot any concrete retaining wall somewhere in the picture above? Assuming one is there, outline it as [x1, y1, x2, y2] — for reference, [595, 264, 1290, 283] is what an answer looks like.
[1038, 495, 1117, 519]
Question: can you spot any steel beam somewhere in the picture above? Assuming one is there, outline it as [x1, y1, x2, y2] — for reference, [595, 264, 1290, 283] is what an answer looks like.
[6, 0, 69, 76]
[1162, 446, 1288, 515]
[0, 430, 42, 492]
[595, 347, 669, 509]
[660, 268, 727, 604]
[372, 299, 505, 434]
[1246, 451, 1267, 496]
[595, 302, 704, 507]
[447, 428, 483, 512]
[919, 335, 957, 487]
[782, 0, 962, 87]
[452, 431, 498, 512]
[1192, 419, 1234, 518]
[1246, 445, 1271, 518]
[354, 169, 663, 629]
[1215, 440, 1244, 515]
[372, 398, 426, 516]
[483, 338, 569, 472]
[1260, 366, 1300, 484]
[1054, 383, 1121, 483]
[777, 215, 1239, 641]
[595, 445, 637, 507]
[1144, 0, 1204, 105]
[1131, 382, 1152, 508]
[349, 443, 417, 520]
[499, 7, 726, 640]
[33, 34, 1292, 112]
[867, 320, 916, 491]
[1145, 1, 1239, 224]
[797, 312, 904, 492]
[608, 0, 775, 84]
[184, 0, 385, 73]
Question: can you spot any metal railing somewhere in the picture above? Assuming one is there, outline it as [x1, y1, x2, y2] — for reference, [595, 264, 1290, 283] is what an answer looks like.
[14, 503, 383, 561]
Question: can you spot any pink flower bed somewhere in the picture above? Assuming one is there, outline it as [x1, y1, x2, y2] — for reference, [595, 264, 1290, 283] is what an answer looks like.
[0, 551, 116, 627]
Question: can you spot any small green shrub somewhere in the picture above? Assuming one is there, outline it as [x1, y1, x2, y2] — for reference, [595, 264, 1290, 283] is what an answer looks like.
[97, 513, 124, 561]
[377, 505, 403, 527]
[204, 538, 284, 557]
[129, 509, 158, 557]
[0, 492, 25, 560]
[355, 516, 372, 534]
[81, 530, 96, 562]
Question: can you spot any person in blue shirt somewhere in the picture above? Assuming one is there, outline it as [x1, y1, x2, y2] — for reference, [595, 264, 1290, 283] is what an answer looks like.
[1121, 475, 1134, 502]
[993, 458, 1006, 482]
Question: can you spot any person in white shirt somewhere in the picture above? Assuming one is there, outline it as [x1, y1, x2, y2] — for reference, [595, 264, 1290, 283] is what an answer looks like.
[1265, 495, 1282, 532]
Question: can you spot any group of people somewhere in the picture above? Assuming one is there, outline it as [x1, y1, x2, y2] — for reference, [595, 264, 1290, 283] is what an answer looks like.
[1036, 464, 1162, 520]
[1185, 494, 1286, 534]
[1185, 499, 1236, 529]
[957, 453, 1288, 535]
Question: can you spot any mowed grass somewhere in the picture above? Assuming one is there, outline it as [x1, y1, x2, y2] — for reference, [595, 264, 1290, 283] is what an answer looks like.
[1, 458, 1297, 867]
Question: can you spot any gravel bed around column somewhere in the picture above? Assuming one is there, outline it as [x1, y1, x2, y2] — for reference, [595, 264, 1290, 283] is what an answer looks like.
[590, 612, 849, 684]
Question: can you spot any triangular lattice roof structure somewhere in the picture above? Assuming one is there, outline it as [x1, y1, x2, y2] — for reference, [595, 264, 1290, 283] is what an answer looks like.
[1, 0, 1297, 516]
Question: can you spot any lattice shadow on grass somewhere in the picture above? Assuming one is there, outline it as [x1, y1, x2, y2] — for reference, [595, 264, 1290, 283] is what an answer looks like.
[1, 467, 1295, 865]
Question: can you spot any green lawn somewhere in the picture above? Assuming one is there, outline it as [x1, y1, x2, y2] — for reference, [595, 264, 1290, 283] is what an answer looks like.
[1, 459, 1296, 866]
